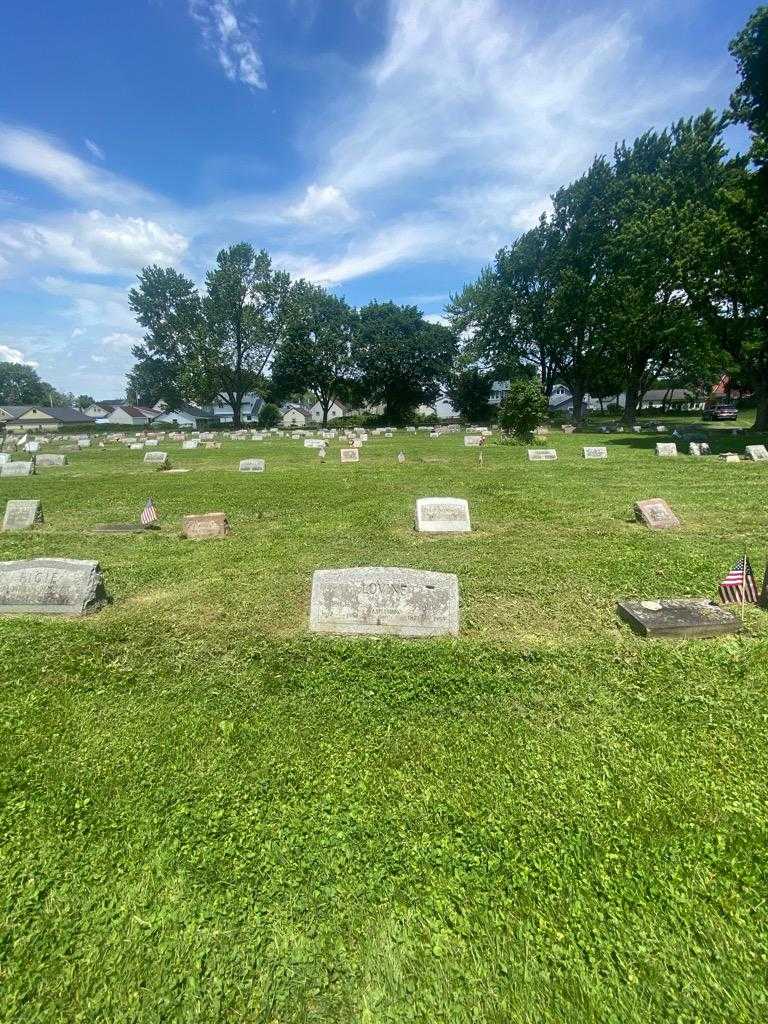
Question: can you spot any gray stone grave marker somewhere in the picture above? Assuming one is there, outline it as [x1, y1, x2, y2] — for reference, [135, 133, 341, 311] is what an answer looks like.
[239, 459, 265, 472]
[745, 444, 768, 462]
[527, 449, 557, 461]
[415, 497, 471, 534]
[0, 461, 34, 478]
[340, 448, 360, 463]
[464, 435, 483, 447]
[143, 451, 170, 469]
[634, 498, 680, 530]
[583, 446, 607, 459]
[617, 599, 740, 638]
[2, 499, 43, 531]
[655, 442, 678, 457]
[182, 513, 230, 540]
[35, 454, 67, 468]
[0, 558, 108, 616]
[309, 567, 459, 637]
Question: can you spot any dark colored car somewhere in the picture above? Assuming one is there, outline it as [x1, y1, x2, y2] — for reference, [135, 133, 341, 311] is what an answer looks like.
[702, 404, 738, 421]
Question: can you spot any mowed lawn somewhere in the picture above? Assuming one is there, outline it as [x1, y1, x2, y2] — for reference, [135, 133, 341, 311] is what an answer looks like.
[1, 428, 767, 1024]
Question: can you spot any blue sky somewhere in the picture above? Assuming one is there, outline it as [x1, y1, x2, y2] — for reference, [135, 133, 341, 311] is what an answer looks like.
[0, 0, 757, 397]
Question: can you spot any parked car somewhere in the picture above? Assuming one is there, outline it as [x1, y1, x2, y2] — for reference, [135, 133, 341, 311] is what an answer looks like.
[702, 404, 738, 421]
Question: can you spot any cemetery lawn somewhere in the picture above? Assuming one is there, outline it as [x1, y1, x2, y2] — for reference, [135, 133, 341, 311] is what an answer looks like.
[2, 429, 768, 1024]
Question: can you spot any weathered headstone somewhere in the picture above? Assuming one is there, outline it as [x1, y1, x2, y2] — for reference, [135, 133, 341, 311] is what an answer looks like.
[632, 425, 642, 433]
[617, 599, 740, 638]
[35, 454, 67, 468]
[340, 448, 360, 463]
[527, 449, 557, 461]
[143, 451, 170, 469]
[182, 439, 199, 450]
[397, 451, 406, 464]
[0, 461, 34, 478]
[722, 453, 741, 463]
[129, 443, 143, 450]
[656, 443, 678, 457]
[464, 435, 483, 447]
[77, 439, 91, 449]
[562, 424, 576, 434]
[634, 498, 680, 530]
[0, 558, 108, 616]
[182, 513, 231, 540]
[415, 497, 471, 534]
[144, 439, 159, 447]
[239, 459, 265, 472]
[745, 444, 768, 462]
[689, 442, 702, 457]
[583, 446, 607, 459]
[2, 499, 43, 532]
[309, 567, 459, 637]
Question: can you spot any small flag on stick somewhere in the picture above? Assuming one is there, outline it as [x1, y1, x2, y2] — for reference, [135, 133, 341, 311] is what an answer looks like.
[140, 497, 158, 528]
[718, 554, 758, 605]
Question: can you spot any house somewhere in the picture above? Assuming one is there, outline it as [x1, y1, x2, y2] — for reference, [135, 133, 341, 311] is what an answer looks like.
[0, 405, 97, 431]
[203, 393, 264, 425]
[152, 403, 208, 428]
[102, 404, 159, 426]
[415, 397, 458, 420]
[309, 400, 348, 423]
[639, 388, 703, 410]
[280, 403, 312, 428]
[85, 400, 124, 419]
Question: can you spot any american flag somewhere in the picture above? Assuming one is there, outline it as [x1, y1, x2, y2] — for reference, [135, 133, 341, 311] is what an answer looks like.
[719, 555, 758, 604]
[140, 497, 158, 527]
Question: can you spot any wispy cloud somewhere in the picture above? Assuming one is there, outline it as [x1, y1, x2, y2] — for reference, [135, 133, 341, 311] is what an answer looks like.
[0, 124, 150, 205]
[0, 342, 37, 366]
[84, 138, 105, 161]
[189, 0, 266, 90]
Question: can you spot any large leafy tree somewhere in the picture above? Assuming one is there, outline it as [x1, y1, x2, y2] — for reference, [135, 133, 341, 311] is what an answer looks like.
[0, 362, 54, 404]
[129, 245, 293, 427]
[270, 281, 357, 426]
[729, 5, 768, 174]
[353, 302, 458, 424]
[445, 366, 494, 423]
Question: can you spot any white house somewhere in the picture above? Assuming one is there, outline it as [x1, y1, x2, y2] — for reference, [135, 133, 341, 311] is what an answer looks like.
[152, 403, 208, 428]
[309, 400, 348, 423]
[85, 400, 124, 419]
[280, 403, 312, 428]
[203, 393, 264, 425]
[103, 404, 159, 426]
[416, 397, 458, 420]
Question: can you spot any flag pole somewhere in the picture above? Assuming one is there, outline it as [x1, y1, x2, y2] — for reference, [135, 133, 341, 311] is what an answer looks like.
[741, 548, 747, 623]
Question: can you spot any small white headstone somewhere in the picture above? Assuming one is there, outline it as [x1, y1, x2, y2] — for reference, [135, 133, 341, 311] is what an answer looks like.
[464, 435, 483, 447]
[415, 497, 471, 534]
[3, 499, 43, 532]
[182, 439, 199, 450]
[239, 459, 265, 472]
[527, 449, 557, 461]
[656, 443, 677, 457]
[340, 448, 359, 463]
[0, 461, 34, 478]
[745, 444, 768, 462]
[583, 446, 607, 460]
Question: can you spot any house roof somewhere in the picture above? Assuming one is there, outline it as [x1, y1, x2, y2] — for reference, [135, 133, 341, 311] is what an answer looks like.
[110, 405, 157, 419]
[0, 405, 96, 423]
[159, 403, 206, 418]
[642, 388, 698, 402]
[281, 403, 312, 416]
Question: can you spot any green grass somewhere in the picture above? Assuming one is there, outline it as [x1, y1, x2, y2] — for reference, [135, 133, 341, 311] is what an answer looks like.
[1, 427, 767, 1023]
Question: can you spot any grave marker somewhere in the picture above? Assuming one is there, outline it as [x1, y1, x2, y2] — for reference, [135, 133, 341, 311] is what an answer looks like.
[617, 599, 740, 638]
[2, 499, 43, 532]
[182, 513, 231, 540]
[35, 454, 67, 468]
[0, 461, 34, 478]
[143, 451, 170, 469]
[340, 448, 359, 463]
[583, 446, 607, 459]
[745, 444, 768, 462]
[309, 567, 459, 637]
[655, 443, 678, 457]
[464, 435, 483, 447]
[239, 459, 265, 472]
[527, 449, 557, 461]
[415, 497, 471, 534]
[634, 498, 680, 530]
[0, 558, 108, 616]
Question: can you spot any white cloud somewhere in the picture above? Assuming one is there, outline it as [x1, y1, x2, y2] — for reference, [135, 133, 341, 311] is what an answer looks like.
[102, 332, 141, 351]
[0, 343, 37, 366]
[288, 184, 358, 225]
[189, 1, 266, 89]
[0, 210, 188, 276]
[84, 138, 105, 161]
[0, 124, 150, 205]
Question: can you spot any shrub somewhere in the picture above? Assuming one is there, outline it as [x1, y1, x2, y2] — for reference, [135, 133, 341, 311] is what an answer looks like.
[497, 379, 548, 439]
[258, 403, 282, 428]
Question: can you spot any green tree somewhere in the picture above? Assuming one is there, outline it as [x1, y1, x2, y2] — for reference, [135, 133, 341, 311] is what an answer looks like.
[353, 302, 458, 425]
[270, 281, 357, 426]
[0, 362, 50, 404]
[445, 366, 494, 422]
[497, 379, 548, 439]
[257, 402, 282, 428]
[729, 5, 768, 173]
[74, 394, 95, 410]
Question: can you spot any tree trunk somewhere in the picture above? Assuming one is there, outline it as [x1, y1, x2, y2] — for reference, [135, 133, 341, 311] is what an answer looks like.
[622, 379, 640, 426]
[571, 384, 584, 423]
[753, 375, 768, 432]
[229, 393, 243, 429]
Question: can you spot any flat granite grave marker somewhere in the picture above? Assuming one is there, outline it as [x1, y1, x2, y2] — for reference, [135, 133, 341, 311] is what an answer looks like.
[0, 558, 108, 616]
[583, 446, 607, 459]
[182, 512, 230, 540]
[239, 459, 265, 472]
[528, 449, 557, 461]
[309, 567, 459, 637]
[415, 497, 471, 534]
[745, 444, 768, 462]
[634, 498, 680, 530]
[0, 461, 34, 478]
[656, 442, 678, 457]
[340, 448, 360, 463]
[35, 454, 67, 468]
[3, 499, 43, 532]
[617, 599, 740, 638]
[143, 451, 170, 469]
[182, 440, 199, 450]
[464, 435, 483, 447]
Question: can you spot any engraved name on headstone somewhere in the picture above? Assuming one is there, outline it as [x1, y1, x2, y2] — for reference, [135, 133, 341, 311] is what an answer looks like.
[143, 451, 170, 468]
[745, 444, 768, 462]
[583, 446, 608, 459]
[239, 459, 265, 472]
[182, 512, 231, 540]
[415, 497, 471, 534]
[309, 567, 459, 637]
[634, 498, 680, 529]
[340, 448, 360, 463]
[527, 449, 557, 461]
[2, 499, 43, 531]
[0, 558, 108, 616]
